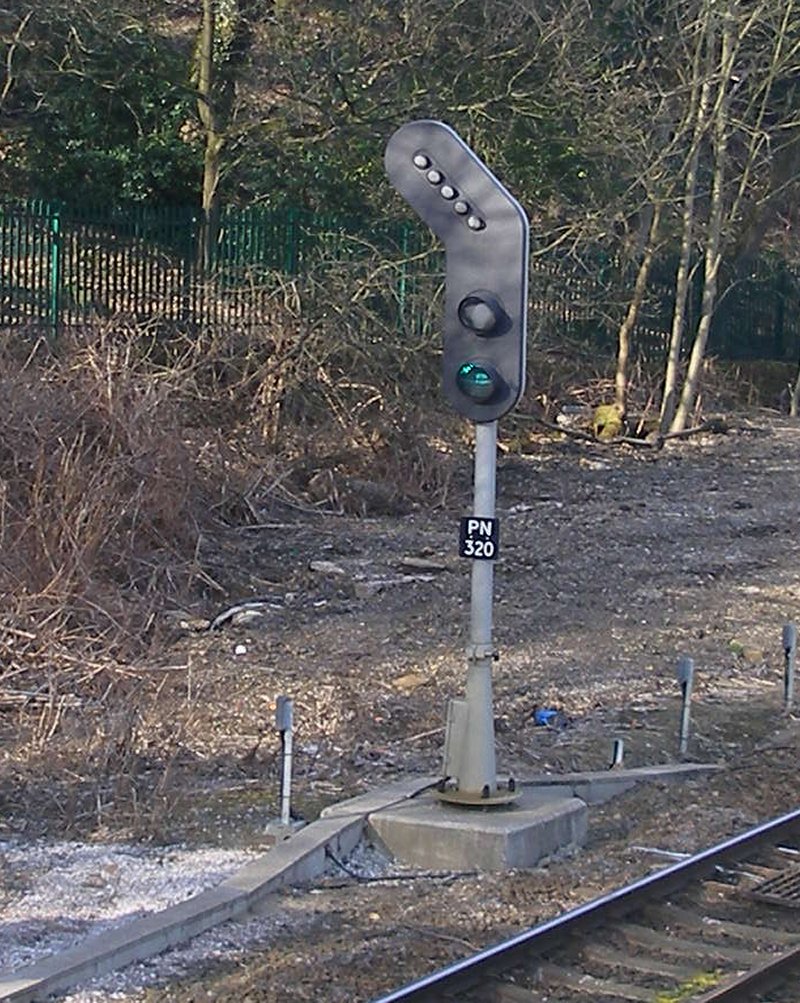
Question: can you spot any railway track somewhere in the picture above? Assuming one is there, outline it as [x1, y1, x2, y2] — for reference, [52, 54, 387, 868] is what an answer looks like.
[372, 807, 800, 1003]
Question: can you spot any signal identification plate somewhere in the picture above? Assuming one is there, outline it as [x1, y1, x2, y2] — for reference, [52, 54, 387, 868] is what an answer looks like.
[459, 517, 499, 560]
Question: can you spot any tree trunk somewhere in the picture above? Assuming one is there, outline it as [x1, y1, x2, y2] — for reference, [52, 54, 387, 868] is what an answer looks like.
[731, 1, 799, 262]
[659, 6, 714, 434]
[670, 6, 734, 434]
[195, 0, 250, 271]
[196, 0, 220, 271]
[790, 366, 800, 418]
[614, 202, 662, 414]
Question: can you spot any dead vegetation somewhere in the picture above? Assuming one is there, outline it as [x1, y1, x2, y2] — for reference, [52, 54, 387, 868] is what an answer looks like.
[0, 262, 791, 839]
[0, 252, 458, 833]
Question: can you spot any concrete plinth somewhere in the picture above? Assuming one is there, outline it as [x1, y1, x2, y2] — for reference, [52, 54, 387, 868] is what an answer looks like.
[368, 788, 587, 872]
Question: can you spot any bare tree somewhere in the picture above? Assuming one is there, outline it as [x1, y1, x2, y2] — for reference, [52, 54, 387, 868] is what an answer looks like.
[193, 0, 254, 267]
[668, 2, 734, 432]
[614, 202, 662, 414]
[659, 3, 716, 433]
[668, 0, 798, 432]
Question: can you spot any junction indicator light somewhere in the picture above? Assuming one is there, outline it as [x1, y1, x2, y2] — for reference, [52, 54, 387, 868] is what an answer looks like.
[384, 120, 529, 422]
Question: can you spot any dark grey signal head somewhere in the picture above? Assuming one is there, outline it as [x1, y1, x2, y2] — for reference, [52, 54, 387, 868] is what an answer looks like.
[385, 120, 529, 422]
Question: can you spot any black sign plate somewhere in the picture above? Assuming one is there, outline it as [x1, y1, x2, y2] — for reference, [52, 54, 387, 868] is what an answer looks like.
[459, 517, 499, 560]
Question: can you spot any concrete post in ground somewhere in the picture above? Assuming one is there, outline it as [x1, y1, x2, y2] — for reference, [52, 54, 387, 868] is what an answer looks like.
[275, 696, 294, 826]
[441, 421, 515, 803]
[677, 656, 694, 757]
[783, 622, 796, 712]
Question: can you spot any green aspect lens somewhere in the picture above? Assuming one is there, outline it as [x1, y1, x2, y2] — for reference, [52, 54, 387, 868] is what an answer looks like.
[456, 362, 497, 402]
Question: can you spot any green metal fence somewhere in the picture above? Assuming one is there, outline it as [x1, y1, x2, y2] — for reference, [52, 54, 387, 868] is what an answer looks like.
[1, 198, 798, 362]
[526, 248, 800, 363]
[0, 200, 424, 338]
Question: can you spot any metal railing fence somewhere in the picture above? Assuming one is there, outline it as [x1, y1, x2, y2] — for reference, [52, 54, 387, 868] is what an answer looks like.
[1, 199, 797, 363]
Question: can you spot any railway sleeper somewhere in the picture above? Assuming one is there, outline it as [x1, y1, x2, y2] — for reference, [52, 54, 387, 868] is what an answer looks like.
[693, 880, 800, 928]
[728, 862, 783, 881]
[746, 847, 800, 871]
[642, 901, 800, 945]
[689, 942, 800, 1002]
[580, 941, 700, 981]
[473, 959, 724, 1003]
[617, 922, 772, 965]
[465, 978, 550, 1002]
[536, 961, 660, 1001]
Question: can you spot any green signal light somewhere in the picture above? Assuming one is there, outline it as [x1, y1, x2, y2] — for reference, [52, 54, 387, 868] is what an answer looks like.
[456, 362, 498, 402]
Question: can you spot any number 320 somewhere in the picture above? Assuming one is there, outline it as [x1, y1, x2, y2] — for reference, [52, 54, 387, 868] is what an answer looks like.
[463, 538, 496, 559]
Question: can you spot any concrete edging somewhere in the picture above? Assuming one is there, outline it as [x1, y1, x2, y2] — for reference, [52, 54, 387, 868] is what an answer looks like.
[518, 762, 723, 804]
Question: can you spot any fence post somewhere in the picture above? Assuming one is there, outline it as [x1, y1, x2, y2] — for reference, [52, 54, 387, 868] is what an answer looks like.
[284, 207, 299, 275]
[397, 221, 411, 322]
[774, 263, 787, 359]
[180, 210, 198, 327]
[47, 203, 62, 343]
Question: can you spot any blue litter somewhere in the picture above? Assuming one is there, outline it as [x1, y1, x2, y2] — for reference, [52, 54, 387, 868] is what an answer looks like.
[533, 707, 559, 726]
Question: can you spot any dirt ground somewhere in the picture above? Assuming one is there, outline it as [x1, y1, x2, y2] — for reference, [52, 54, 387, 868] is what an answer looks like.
[7, 411, 800, 1000]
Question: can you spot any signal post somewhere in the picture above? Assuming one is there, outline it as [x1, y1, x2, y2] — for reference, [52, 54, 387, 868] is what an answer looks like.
[385, 121, 528, 805]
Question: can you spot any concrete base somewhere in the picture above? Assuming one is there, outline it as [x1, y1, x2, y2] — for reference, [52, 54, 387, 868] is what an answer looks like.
[368, 787, 587, 872]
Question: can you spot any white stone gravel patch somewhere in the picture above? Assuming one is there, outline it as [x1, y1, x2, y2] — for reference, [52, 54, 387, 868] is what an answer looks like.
[56, 841, 397, 1002]
[0, 839, 262, 973]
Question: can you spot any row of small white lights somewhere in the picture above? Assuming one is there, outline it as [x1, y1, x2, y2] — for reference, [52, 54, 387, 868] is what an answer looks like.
[412, 153, 485, 231]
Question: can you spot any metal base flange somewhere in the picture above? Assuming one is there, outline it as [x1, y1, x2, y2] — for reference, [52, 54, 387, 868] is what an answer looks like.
[434, 777, 518, 807]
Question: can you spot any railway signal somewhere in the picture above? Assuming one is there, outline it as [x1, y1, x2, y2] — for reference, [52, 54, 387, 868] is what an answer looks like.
[385, 122, 529, 804]
[384, 120, 528, 423]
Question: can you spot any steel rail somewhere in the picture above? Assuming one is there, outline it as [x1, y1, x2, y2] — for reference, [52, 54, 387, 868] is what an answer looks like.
[370, 805, 800, 1003]
[693, 943, 800, 1001]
